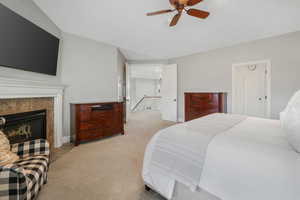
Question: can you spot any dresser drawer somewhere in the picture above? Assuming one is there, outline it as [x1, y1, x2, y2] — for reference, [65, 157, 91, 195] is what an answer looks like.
[77, 110, 91, 122]
[78, 120, 110, 131]
[77, 106, 114, 122]
[78, 128, 105, 141]
[191, 94, 218, 103]
[185, 93, 227, 122]
[90, 110, 113, 121]
[114, 103, 123, 111]
[190, 101, 218, 111]
[79, 105, 91, 111]
[71, 102, 124, 146]
[190, 108, 219, 116]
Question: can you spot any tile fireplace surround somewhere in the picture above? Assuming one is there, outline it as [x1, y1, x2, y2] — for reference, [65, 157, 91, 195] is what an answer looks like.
[0, 77, 64, 148]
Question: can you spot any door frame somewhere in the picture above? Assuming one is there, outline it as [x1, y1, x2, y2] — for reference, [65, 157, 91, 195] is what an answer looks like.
[232, 60, 272, 118]
[125, 62, 131, 122]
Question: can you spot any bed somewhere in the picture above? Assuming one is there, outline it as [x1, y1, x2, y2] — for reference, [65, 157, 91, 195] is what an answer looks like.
[142, 94, 300, 200]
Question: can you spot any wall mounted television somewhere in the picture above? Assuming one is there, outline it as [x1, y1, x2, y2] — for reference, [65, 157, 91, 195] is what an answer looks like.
[0, 3, 60, 76]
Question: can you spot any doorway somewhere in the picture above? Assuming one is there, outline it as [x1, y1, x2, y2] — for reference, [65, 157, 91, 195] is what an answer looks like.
[125, 63, 178, 123]
[232, 60, 271, 118]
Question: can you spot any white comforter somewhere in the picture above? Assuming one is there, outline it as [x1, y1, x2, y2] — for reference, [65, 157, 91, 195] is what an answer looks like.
[142, 114, 300, 200]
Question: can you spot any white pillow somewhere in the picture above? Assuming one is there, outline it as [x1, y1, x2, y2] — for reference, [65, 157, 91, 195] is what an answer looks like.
[283, 108, 300, 153]
[280, 90, 300, 129]
[281, 90, 300, 153]
[286, 90, 300, 109]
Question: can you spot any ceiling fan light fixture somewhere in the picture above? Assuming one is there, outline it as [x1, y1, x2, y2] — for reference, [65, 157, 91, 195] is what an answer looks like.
[147, 0, 210, 27]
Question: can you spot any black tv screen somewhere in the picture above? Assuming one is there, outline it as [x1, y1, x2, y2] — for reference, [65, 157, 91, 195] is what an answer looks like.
[0, 3, 59, 76]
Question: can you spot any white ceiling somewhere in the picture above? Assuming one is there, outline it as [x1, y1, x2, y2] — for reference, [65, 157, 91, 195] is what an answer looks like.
[33, 0, 300, 60]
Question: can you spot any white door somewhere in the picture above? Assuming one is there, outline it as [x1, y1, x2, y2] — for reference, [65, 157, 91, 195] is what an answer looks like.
[161, 64, 178, 122]
[232, 62, 270, 118]
[125, 63, 131, 122]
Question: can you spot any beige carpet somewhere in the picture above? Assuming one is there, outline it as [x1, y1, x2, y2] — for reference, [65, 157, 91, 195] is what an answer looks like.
[38, 111, 176, 200]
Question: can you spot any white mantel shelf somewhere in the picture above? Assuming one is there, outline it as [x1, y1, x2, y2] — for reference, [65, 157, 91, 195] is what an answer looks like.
[0, 77, 65, 148]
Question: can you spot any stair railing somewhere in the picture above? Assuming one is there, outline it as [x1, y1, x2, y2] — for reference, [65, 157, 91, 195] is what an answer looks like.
[131, 95, 161, 112]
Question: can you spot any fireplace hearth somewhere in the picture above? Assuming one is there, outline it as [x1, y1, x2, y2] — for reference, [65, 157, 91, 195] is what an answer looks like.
[0, 110, 47, 144]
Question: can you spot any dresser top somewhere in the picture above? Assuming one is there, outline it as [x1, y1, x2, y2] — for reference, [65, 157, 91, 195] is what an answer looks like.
[184, 92, 227, 94]
[70, 101, 123, 105]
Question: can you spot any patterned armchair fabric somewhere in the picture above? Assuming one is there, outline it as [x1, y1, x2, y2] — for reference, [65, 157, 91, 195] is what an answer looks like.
[11, 139, 50, 159]
[0, 139, 50, 200]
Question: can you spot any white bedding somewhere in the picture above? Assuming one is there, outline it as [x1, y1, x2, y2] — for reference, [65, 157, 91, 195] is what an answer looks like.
[143, 114, 300, 200]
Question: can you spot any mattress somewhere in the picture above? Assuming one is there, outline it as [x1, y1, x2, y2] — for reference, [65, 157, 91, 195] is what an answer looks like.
[143, 115, 300, 200]
[199, 117, 300, 200]
[172, 182, 221, 200]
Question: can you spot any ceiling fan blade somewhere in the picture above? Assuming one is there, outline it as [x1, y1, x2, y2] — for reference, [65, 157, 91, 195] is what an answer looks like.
[186, 8, 210, 19]
[170, 12, 182, 27]
[147, 9, 174, 16]
[187, 0, 204, 6]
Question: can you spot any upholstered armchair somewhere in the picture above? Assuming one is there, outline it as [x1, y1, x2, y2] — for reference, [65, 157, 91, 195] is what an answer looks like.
[0, 139, 50, 200]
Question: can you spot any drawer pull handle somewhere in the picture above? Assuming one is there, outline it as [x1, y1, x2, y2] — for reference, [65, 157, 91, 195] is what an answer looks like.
[91, 105, 102, 108]
[91, 105, 113, 111]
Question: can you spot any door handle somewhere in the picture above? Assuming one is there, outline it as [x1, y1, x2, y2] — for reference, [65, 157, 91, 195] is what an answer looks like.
[173, 99, 177, 102]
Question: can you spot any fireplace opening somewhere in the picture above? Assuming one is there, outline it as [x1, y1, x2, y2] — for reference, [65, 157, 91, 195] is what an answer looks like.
[0, 110, 47, 144]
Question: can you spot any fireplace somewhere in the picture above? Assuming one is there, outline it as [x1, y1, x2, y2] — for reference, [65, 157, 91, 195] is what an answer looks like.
[0, 110, 47, 144]
[0, 77, 64, 147]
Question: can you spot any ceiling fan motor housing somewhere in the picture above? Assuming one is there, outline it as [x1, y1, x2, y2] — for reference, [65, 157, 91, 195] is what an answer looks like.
[148, 0, 209, 27]
[170, 0, 189, 6]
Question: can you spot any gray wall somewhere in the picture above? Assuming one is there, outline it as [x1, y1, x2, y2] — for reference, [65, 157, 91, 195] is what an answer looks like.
[117, 49, 126, 101]
[170, 31, 300, 120]
[0, 1, 126, 139]
[0, 0, 62, 83]
[61, 32, 120, 103]
[60, 32, 124, 137]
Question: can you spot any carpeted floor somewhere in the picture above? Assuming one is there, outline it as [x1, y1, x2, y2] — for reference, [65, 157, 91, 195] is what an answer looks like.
[38, 111, 176, 200]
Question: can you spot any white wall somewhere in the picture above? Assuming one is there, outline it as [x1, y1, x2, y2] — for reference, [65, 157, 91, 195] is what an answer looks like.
[60, 33, 124, 137]
[170, 31, 300, 120]
[130, 64, 162, 79]
[0, 0, 62, 83]
[131, 78, 160, 111]
[134, 79, 157, 100]
[128, 64, 162, 111]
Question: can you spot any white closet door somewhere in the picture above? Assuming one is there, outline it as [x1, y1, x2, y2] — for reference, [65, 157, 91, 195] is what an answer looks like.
[233, 62, 268, 118]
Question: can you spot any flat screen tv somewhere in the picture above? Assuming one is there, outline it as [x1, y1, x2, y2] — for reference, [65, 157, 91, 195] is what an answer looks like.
[0, 3, 60, 76]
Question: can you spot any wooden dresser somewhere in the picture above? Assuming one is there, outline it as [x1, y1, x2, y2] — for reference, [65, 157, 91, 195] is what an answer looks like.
[71, 102, 124, 146]
[185, 93, 227, 122]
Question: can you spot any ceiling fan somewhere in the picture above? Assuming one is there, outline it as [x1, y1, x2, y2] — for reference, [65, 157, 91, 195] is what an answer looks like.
[146, 0, 210, 27]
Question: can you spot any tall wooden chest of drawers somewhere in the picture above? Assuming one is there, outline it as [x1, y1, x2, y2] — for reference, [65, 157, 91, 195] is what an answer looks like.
[185, 93, 227, 122]
[71, 102, 124, 146]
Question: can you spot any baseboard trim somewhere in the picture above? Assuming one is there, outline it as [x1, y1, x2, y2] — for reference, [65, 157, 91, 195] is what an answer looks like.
[178, 117, 184, 123]
[62, 136, 71, 144]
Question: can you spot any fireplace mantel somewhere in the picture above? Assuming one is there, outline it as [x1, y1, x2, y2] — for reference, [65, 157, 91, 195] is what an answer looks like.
[0, 77, 65, 148]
